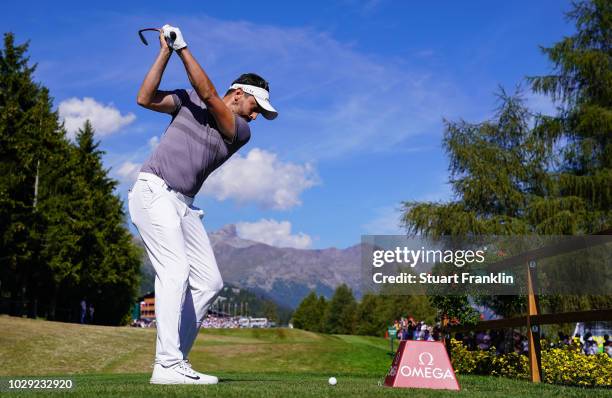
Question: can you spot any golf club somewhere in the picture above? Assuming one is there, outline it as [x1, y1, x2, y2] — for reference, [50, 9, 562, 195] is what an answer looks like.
[138, 27, 176, 46]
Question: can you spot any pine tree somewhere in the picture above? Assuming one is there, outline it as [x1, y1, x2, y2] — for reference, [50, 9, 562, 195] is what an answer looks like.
[0, 33, 65, 314]
[527, 0, 611, 233]
[292, 291, 327, 332]
[527, 0, 611, 312]
[0, 33, 141, 324]
[35, 120, 142, 324]
[403, 88, 549, 238]
[354, 294, 382, 335]
[70, 121, 141, 324]
[262, 300, 279, 323]
[401, 0, 611, 320]
[322, 284, 357, 334]
[36, 129, 82, 319]
[292, 291, 316, 330]
[402, 90, 542, 320]
[316, 295, 329, 332]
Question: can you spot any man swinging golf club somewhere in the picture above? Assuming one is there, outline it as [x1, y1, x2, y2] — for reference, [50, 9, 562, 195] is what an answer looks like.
[128, 24, 278, 385]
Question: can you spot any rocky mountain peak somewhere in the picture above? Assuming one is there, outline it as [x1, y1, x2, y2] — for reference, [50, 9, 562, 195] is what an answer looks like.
[214, 224, 238, 238]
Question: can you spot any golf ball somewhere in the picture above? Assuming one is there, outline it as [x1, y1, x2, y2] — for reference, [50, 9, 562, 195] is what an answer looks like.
[328, 377, 337, 386]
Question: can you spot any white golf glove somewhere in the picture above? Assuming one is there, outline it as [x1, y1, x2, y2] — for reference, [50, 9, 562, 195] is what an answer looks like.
[162, 24, 187, 51]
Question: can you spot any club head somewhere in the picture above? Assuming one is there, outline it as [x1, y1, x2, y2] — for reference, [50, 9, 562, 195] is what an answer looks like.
[138, 28, 160, 46]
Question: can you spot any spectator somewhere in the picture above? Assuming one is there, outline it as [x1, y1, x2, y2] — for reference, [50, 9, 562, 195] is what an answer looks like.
[556, 331, 570, 348]
[407, 320, 415, 341]
[490, 330, 504, 354]
[478, 332, 491, 350]
[432, 326, 441, 342]
[462, 333, 474, 350]
[79, 298, 87, 324]
[421, 326, 430, 341]
[417, 324, 427, 340]
[604, 335, 612, 358]
[425, 326, 434, 341]
[394, 319, 400, 334]
[88, 304, 95, 324]
[584, 332, 599, 355]
[475, 331, 486, 349]
[512, 331, 523, 354]
[521, 336, 528, 354]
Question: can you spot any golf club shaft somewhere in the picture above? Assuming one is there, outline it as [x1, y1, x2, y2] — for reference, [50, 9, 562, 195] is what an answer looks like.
[138, 28, 177, 46]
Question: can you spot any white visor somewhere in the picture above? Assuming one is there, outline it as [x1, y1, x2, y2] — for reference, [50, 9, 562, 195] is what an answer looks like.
[230, 83, 278, 120]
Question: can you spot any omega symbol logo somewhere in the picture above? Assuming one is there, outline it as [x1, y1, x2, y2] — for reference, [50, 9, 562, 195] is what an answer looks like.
[418, 352, 434, 366]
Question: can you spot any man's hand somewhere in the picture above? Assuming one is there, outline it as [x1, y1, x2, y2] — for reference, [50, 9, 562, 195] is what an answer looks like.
[158, 29, 171, 52]
[162, 24, 187, 51]
[136, 29, 175, 114]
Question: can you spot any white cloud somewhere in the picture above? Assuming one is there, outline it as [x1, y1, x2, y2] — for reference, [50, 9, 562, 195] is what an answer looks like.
[148, 136, 159, 150]
[204, 148, 318, 210]
[172, 16, 469, 161]
[50, 15, 469, 166]
[236, 219, 312, 249]
[116, 161, 141, 184]
[58, 97, 135, 138]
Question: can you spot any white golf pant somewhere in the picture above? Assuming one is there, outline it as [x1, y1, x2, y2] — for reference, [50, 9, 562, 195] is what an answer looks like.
[128, 172, 223, 367]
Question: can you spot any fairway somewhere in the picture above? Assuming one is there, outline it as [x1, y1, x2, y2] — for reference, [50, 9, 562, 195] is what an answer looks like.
[0, 316, 609, 397]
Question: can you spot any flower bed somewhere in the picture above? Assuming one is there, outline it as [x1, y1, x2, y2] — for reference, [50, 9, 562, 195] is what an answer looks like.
[450, 339, 612, 387]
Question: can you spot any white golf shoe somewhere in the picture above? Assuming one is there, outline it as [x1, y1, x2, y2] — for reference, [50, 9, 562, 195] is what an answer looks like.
[150, 361, 219, 385]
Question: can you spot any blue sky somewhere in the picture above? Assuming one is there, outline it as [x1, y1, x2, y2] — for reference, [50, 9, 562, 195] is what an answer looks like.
[3, 1, 574, 249]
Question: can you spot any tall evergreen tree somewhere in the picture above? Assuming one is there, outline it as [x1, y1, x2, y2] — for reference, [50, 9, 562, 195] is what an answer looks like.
[0, 33, 141, 324]
[403, 89, 549, 238]
[527, 0, 611, 233]
[292, 291, 317, 330]
[262, 300, 279, 323]
[0, 33, 65, 314]
[527, 0, 611, 313]
[36, 128, 82, 319]
[402, 90, 542, 320]
[354, 294, 383, 336]
[292, 291, 327, 332]
[322, 284, 357, 334]
[70, 121, 141, 324]
[316, 295, 329, 332]
[401, 0, 611, 320]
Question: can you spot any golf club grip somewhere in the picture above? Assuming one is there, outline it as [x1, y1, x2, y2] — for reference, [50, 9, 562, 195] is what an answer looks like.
[169, 31, 176, 41]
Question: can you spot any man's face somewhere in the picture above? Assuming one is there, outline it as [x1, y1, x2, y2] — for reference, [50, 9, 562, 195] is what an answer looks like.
[234, 90, 262, 122]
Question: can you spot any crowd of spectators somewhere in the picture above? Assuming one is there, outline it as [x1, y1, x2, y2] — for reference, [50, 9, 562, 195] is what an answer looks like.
[454, 330, 523, 355]
[201, 314, 240, 328]
[392, 317, 442, 342]
[131, 318, 155, 328]
[132, 315, 242, 329]
[561, 331, 612, 357]
[455, 330, 612, 357]
[392, 317, 612, 358]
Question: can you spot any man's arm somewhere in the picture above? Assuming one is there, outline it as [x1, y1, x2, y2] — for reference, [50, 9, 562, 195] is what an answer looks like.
[176, 48, 236, 141]
[136, 31, 177, 114]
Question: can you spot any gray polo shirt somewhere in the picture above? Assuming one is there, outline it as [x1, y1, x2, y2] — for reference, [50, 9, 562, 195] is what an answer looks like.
[141, 89, 251, 197]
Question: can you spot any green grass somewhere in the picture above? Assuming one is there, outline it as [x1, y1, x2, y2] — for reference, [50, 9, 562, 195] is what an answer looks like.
[0, 315, 610, 397]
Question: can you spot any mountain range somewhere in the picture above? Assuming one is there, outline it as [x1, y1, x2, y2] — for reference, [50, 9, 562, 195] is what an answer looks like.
[136, 224, 363, 308]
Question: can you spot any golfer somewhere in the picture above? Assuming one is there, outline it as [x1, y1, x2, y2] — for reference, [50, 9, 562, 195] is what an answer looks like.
[128, 24, 277, 385]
